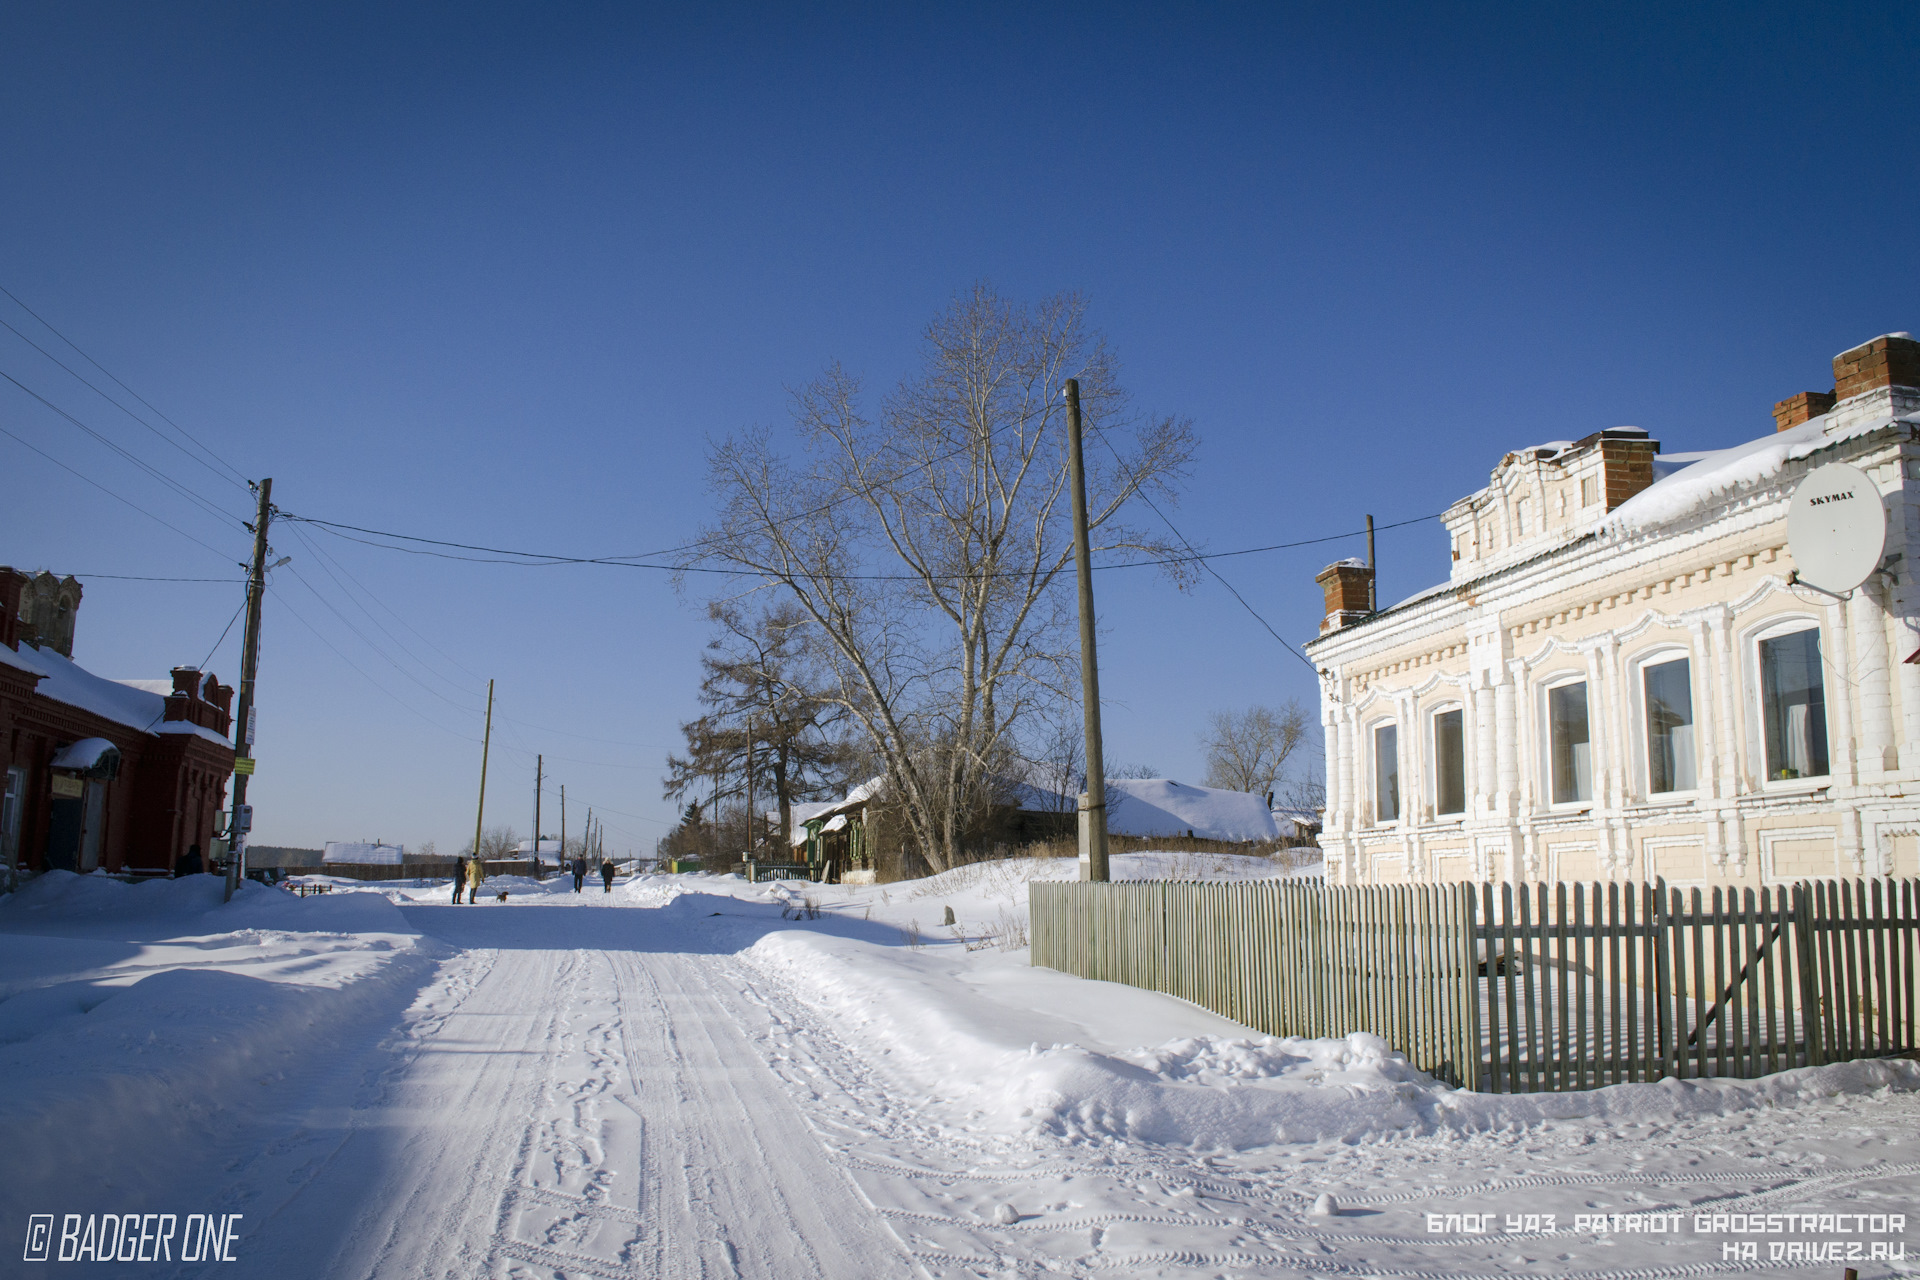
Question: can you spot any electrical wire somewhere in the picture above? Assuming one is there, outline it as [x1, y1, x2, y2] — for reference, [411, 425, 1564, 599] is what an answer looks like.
[0, 282, 253, 491]
[286, 523, 491, 686]
[0, 312, 253, 496]
[265, 583, 482, 742]
[1084, 418, 1324, 674]
[0, 367, 250, 533]
[65, 573, 247, 582]
[279, 561, 486, 715]
[0, 421, 243, 564]
[280, 508, 1438, 582]
[280, 523, 486, 709]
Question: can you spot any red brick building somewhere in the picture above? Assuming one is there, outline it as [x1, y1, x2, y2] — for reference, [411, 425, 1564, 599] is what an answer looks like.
[1, 567, 237, 878]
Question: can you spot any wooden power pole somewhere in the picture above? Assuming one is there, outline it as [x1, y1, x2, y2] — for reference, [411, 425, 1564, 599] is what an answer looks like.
[1366, 513, 1377, 613]
[225, 477, 273, 903]
[1063, 381, 1109, 883]
[472, 679, 493, 866]
[559, 784, 566, 872]
[533, 754, 543, 867]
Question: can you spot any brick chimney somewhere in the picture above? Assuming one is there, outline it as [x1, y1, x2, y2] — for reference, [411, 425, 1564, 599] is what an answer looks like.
[1581, 429, 1660, 511]
[1772, 390, 1836, 432]
[0, 566, 25, 651]
[165, 666, 203, 724]
[1315, 559, 1374, 633]
[1833, 333, 1920, 400]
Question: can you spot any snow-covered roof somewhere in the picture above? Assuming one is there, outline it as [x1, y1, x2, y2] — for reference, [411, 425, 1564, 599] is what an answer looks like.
[1104, 779, 1281, 842]
[515, 839, 562, 855]
[1601, 402, 1920, 537]
[11, 644, 166, 733]
[323, 842, 405, 864]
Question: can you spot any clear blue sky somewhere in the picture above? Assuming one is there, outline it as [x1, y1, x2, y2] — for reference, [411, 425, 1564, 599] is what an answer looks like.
[3, 2, 1916, 853]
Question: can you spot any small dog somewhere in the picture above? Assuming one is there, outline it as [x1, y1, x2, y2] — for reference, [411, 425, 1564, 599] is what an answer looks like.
[495, 890, 509, 903]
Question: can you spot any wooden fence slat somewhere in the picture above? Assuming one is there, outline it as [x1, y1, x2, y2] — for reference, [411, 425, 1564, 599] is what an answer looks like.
[1027, 875, 1920, 1096]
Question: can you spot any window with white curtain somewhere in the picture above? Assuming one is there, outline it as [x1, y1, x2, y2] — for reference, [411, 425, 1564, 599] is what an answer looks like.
[1760, 628, 1828, 780]
[1549, 681, 1592, 804]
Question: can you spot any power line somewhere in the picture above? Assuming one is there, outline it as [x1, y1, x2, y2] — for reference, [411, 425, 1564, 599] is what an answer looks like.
[0, 367, 250, 533]
[1084, 421, 1322, 674]
[265, 583, 482, 743]
[0, 421, 242, 564]
[0, 282, 253, 490]
[64, 573, 247, 582]
[288, 525, 492, 686]
[280, 508, 1437, 582]
[0, 311, 252, 495]
[280, 561, 486, 715]
[280, 523, 485, 709]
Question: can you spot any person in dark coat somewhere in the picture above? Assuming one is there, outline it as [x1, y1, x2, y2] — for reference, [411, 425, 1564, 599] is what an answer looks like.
[175, 844, 204, 877]
[453, 856, 467, 904]
[572, 854, 586, 893]
[600, 858, 616, 893]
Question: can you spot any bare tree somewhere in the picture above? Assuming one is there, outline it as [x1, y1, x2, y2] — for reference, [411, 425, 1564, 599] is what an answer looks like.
[1200, 702, 1311, 799]
[689, 286, 1195, 873]
[461, 825, 520, 860]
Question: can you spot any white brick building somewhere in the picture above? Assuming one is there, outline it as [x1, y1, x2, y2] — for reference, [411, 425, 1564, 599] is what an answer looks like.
[1305, 332, 1920, 886]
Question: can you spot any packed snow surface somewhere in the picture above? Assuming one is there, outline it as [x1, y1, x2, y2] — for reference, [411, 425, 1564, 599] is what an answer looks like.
[4, 858, 1916, 1278]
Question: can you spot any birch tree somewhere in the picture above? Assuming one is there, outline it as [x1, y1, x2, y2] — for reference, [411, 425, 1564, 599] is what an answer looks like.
[688, 286, 1195, 873]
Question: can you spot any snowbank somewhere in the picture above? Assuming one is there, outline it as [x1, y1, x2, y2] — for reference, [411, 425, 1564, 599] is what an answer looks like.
[0, 872, 438, 1222]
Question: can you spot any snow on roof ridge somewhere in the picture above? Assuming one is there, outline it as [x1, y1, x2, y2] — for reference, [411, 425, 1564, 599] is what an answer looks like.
[1600, 407, 1916, 538]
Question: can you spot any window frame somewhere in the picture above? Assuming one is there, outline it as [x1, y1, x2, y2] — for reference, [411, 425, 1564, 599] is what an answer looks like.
[1750, 617, 1831, 789]
[1428, 702, 1468, 819]
[1370, 719, 1401, 826]
[1538, 671, 1595, 810]
[1630, 646, 1700, 802]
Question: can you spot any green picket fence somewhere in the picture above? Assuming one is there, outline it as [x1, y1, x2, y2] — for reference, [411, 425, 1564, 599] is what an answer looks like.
[1029, 876, 1920, 1093]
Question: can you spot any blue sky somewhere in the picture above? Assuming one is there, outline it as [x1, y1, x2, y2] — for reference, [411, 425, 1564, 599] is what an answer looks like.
[3, 2, 1916, 853]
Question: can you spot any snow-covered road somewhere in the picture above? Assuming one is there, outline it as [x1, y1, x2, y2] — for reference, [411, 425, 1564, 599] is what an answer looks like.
[5, 863, 1918, 1279]
[229, 900, 912, 1279]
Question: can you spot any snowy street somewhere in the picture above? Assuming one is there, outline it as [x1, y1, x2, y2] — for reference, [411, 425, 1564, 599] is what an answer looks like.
[5, 863, 1919, 1279]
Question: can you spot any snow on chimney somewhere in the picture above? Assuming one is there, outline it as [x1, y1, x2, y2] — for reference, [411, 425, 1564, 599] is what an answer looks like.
[1833, 332, 1920, 400]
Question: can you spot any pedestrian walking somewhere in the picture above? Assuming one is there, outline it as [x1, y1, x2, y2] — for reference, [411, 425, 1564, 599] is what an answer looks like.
[572, 854, 586, 893]
[466, 854, 486, 903]
[600, 857, 615, 893]
[453, 856, 466, 904]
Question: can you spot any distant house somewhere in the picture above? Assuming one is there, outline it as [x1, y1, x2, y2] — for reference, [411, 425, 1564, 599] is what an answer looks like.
[1011, 775, 1284, 843]
[787, 778, 883, 877]
[1, 567, 237, 878]
[1270, 805, 1323, 843]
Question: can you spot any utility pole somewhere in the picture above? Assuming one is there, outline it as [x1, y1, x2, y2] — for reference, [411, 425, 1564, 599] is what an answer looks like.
[472, 679, 493, 868]
[225, 477, 273, 903]
[1366, 514, 1377, 614]
[744, 715, 755, 865]
[533, 755, 543, 868]
[1063, 381, 1109, 883]
[559, 784, 566, 873]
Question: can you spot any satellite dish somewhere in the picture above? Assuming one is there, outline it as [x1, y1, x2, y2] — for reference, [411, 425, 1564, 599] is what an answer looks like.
[1787, 462, 1885, 593]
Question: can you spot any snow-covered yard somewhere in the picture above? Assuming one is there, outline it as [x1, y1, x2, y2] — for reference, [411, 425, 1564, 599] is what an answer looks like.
[2, 859, 1915, 1278]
